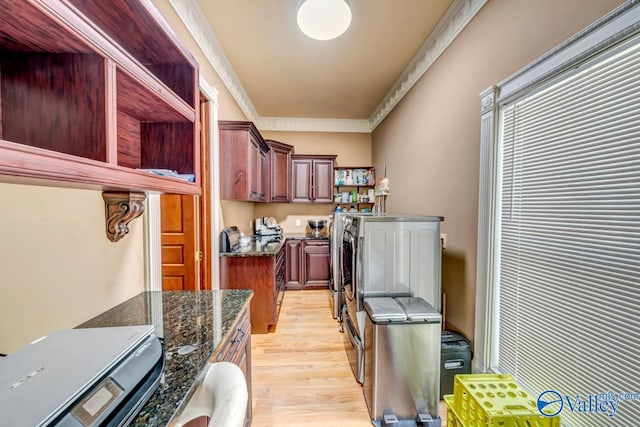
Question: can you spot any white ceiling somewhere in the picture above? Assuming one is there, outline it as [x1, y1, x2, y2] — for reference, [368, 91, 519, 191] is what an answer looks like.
[169, 0, 486, 131]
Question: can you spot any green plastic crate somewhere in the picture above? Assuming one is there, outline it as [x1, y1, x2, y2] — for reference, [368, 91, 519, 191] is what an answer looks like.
[448, 374, 560, 427]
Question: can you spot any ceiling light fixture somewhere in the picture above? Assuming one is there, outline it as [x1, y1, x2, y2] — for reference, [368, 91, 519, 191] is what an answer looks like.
[297, 0, 352, 41]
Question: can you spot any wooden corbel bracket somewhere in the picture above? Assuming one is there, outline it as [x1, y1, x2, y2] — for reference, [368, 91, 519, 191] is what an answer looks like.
[102, 192, 146, 242]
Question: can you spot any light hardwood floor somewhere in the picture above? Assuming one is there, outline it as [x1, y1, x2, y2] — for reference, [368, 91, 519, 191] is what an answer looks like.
[250, 289, 447, 426]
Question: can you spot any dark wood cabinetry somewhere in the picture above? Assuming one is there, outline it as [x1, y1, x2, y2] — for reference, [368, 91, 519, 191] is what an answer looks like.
[220, 245, 285, 333]
[285, 239, 303, 288]
[265, 140, 294, 203]
[303, 240, 330, 287]
[286, 239, 330, 289]
[291, 155, 336, 203]
[215, 306, 252, 427]
[0, 0, 199, 194]
[219, 121, 270, 202]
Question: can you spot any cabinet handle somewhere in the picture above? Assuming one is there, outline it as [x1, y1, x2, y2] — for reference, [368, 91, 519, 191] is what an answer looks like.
[232, 328, 247, 344]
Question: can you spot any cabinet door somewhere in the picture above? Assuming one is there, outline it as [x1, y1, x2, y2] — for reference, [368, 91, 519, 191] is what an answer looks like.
[285, 239, 303, 289]
[270, 146, 291, 202]
[248, 138, 262, 201]
[312, 159, 334, 203]
[302, 240, 330, 288]
[291, 159, 313, 203]
[216, 309, 252, 426]
[260, 147, 269, 201]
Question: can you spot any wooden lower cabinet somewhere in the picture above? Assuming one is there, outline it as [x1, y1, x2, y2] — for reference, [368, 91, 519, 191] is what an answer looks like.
[303, 240, 330, 287]
[220, 245, 285, 333]
[215, 307, 252, 427]
[286, 239, 330, 289]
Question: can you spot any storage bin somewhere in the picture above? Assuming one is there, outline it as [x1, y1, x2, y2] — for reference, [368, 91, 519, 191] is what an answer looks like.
[363, 297, 442, 425]
[440, 330, 472, 398]
[444, 394, 463, 427]
[447, 374, 561, 427]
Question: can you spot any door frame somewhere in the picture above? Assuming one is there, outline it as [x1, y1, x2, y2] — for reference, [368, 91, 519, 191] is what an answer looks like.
[144, 77, 221, 291]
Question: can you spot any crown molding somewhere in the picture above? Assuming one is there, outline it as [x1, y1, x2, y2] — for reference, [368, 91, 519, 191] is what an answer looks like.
[256, 117, 371, 133]
[169, 0, 486, 133]
[168, 0, 258, 121]
[368, 0, 488, 130]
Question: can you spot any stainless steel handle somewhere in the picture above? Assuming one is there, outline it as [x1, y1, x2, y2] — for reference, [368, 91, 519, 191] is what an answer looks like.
[355, 235, 364, 303]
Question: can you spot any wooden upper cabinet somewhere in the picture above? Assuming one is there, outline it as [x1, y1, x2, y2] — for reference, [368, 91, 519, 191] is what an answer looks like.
[291, 155, 336, 203]
[219, 121, 269, 202]
[0, 0, 200, 194]
[265, 140, 294, 203]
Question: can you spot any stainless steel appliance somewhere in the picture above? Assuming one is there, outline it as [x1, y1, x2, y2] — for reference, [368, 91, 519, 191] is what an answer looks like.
[329, 211, 348, 321]
[364, 297, 441, 426]
[0, 325, 163, 426]
[342, 214, 443, 383]
[330, 212, 374, 322]
[254, 216, 283, 237]
[220, 226, 241, 252]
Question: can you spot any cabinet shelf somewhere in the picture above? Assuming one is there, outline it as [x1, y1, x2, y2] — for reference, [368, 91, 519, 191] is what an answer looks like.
[0, 0, 199, 194]
[334, 166, 376, 211]
[0, 140, 199, 194]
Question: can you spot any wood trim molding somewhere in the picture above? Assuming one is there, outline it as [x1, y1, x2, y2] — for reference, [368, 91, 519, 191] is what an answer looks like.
[474, 85, 499, 373]
[255, 117, 371, 133]
[102, 191, 146, 242]
[144, 193, 162, 291]
[168, 0, 486, 133]
[199, 76, 222, 290]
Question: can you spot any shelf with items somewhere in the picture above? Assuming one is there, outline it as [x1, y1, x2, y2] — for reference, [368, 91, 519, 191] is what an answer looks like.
[333, 166, 375, 212]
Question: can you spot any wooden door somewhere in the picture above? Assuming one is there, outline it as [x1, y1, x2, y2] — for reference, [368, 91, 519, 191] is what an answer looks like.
[161, 194, 200, 290]
[159, 94, 212, 291]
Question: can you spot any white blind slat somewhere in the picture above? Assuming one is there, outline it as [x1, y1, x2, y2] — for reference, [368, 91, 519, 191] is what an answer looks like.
[496, 32, 640, 427]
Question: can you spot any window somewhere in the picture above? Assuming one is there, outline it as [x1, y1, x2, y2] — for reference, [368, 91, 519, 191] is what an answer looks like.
[476, 3, 640, 426]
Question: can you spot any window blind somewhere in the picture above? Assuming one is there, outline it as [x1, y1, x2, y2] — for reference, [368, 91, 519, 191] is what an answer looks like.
[496, 35, 640, 427]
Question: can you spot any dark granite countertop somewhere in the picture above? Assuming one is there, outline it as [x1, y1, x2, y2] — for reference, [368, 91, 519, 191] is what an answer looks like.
[219, 233, 329, 257]
[283, 232, 330, 240]
[77, 289, 253, 427]
[219, 237, 286, 257]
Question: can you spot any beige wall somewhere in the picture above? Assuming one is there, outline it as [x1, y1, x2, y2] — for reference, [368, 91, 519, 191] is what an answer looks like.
[255, 131, 372, 221]
[372, 0, 624, 342]
[0, 184, 144, 354]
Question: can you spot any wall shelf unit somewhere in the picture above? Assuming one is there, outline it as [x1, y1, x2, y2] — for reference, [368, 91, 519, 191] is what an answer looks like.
[334, 166, 375, 212]
[0, 0, 200, 195]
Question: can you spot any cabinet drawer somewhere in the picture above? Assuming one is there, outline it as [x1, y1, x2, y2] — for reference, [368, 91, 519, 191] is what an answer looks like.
[216, 309, 250, 363]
